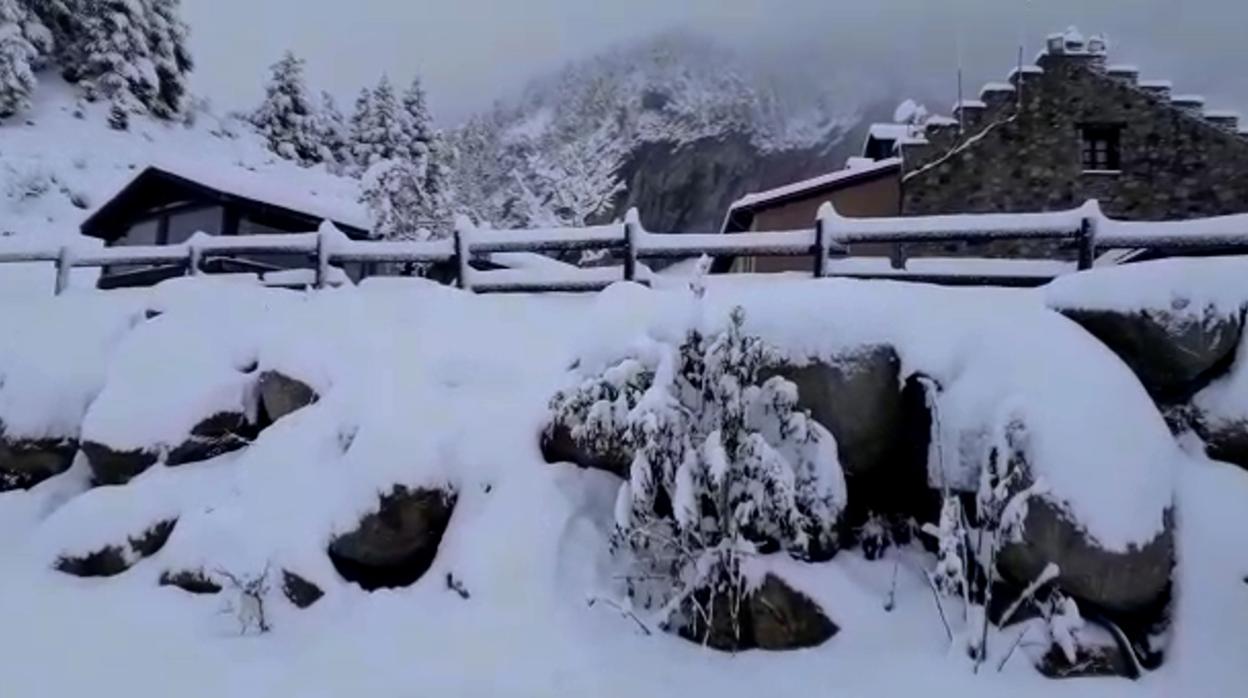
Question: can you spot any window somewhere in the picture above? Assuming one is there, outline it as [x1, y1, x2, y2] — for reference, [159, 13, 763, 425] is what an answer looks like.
[1081, 125, 1122, 172]
[166, 206, 223, 244]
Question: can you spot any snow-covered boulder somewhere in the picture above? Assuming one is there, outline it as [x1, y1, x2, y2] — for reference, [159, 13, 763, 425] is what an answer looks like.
[55, 519, 177, 578]
[760, 346, 904, 479]
[1191, 333, 1248, 470]
[0, 430, 78, 492]
[1046, 259, 1248, 402]
[998, 495, 1174, 617]
[280, 570, 325, 609]
[0, 294, 143, 490]
[679, 573, 838, 652]
[257, 371, 320, 424]
[79, 281, 295, 484]
[328, 486, 457, 591]
[159, 568, 223, 595]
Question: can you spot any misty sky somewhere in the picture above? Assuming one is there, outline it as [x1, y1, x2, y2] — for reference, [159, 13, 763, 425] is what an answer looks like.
[183, 0, 1248, 124]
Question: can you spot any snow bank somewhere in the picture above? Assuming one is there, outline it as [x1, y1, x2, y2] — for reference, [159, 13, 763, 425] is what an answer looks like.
[0, 275, 1207, 697]
[0, 291, 143, 440]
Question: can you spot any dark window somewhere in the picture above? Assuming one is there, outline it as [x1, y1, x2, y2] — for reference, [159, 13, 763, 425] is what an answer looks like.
[1081, 125, 1122, 171]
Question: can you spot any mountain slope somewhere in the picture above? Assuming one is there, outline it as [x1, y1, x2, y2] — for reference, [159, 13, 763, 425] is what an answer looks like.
[450, 32, 887, 234]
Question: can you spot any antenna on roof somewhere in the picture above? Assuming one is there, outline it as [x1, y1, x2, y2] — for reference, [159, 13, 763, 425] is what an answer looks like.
[955, 0, 965, 135]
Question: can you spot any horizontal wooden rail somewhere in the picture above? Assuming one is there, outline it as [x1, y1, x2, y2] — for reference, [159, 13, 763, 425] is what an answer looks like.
[1, 200, 1246, 296]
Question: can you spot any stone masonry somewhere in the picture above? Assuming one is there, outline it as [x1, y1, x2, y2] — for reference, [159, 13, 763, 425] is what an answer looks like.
[897, 35, 1248, 256]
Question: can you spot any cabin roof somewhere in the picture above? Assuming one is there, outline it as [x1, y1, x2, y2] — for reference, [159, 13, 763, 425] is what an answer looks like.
[721, 158, 901, 235]
[81, 159, 370, 240]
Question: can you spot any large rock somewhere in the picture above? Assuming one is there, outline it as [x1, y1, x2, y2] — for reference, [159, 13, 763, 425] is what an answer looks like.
[328, 486, 457, 591]
[166, 411, 257, 466]
[679, 574, 838, 652]
[1059, 305, 1243, 402]
[55, 519, 177, 577]
[0, 428, 78, 492]
[540, 423, 631, 479]
[159, 568, 223, 595]
[761, 346, 904, 479]
[258, 371, 319, 424]
[762, 349, 936, 526]
[81, 441, 159, 486]
[998, 497, 1174, 618]
[84, 411, 257, 485]
[281, 570, 325, 609]
[1192, 415, 1248, 470]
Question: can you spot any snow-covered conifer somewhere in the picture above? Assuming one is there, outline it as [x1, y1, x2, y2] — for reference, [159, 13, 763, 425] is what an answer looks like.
[547, 307, 845, 645]
[350, 75, 406, 169]
[0, 0, 39, 118]
[314, 90, 349, 169]
[250, 51, 322, 165]
[360, 157, 436, 242]
[400, 75, 433, 158]
[142, 0, 194, 118]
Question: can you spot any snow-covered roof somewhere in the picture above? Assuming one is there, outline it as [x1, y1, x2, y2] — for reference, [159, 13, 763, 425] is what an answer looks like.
[1204, 110, 1241, 120]
[151, 157, 369, 231]
[1171, 95, 1207, 106]
[1006, 65, 1045, 81]
[867, 123, 915, 141]
[1138, 79, 1174, 90]
[953, 99, 987, 111]
[728, 158, 901, 214]
[925, 115, 959, 127]
[87, 156, 370, 235]
[1106, 64, 1140, 75]
[979, 83, 1016, 96]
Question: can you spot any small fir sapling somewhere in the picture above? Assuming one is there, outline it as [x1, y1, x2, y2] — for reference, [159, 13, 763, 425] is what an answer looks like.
[548, 306, 845, 647]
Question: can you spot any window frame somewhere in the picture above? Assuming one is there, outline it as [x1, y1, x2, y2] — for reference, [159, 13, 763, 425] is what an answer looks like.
[1080, 124, 1124, 173]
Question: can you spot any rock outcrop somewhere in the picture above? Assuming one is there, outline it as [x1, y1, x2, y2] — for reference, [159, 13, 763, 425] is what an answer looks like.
[1058, 305, 1243, 402]
[55, 519, 177, 577]
[0, 427, 78, 492]
[998, 498, 1174, 618]
[281, 570, 325, 608]
[257, 371, 319, 424]
[329, 487, 457, 591]
[679, 574, 838, 652]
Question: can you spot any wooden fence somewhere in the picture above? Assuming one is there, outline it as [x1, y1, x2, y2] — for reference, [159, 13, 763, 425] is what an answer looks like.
[2, 201, 1248, 295]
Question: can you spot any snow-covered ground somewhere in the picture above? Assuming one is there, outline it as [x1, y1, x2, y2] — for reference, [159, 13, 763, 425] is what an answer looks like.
[0, 272, 1243, 697]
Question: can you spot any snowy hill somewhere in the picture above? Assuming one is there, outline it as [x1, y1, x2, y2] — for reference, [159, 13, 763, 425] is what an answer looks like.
[0, 79, 361, 243]
[451, 32, 886, 233]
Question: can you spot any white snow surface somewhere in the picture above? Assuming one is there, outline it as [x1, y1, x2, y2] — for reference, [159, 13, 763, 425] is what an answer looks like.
[0, 274, 1231, 697]
[1046, 257, 1248, 318]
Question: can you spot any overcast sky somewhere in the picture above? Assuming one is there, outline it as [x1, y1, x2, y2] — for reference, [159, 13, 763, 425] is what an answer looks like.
[184, 0, 1248, 124]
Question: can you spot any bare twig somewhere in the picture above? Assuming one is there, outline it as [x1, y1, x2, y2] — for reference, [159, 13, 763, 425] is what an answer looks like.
[923, 570, 954, 644]
[997, 625, 1031, 673]
[884, 561, 899, 613]
[587, 596, 653, 636]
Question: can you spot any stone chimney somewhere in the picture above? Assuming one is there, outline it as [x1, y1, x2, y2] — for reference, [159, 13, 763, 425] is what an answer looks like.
[1171, 95, 1207, 115]
[1139, 80, 1173, 101]
[953, 99, 987, 130]
[1204, 110, 1241, 132]
[1106, 65, 1140, 85]
[979, 83, 1017, 109]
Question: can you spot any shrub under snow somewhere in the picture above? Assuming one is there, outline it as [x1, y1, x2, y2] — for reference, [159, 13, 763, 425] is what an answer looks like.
[548, 307, 845, 645]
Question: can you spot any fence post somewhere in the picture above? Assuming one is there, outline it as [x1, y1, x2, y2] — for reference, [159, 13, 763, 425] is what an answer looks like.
[813, 216, 829, 278]
[54, 246, 72, 296]
[453, 222, 471, 291]
[314, 229, 331, 289]
[186, 244, 201, 277]
[623, 217, 639, 282]
[1077, 215, 1097, 271]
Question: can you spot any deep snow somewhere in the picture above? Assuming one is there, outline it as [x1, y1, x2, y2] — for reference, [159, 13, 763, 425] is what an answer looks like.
[0, 272, 1240, 698]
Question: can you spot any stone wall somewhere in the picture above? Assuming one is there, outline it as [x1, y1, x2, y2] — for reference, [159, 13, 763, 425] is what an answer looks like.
[901, 52, 1248, 256]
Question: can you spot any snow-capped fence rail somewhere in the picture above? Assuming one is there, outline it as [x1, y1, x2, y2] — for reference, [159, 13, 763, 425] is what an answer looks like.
[3, 200, 1248, 295]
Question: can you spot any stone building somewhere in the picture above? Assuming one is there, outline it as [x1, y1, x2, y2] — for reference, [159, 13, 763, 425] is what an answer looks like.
[899, 30, 1248, 223]
[721, 29, 1248, 265]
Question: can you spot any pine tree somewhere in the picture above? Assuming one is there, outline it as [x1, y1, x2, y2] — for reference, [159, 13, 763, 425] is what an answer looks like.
[250, 51, 322, 165]
[547, 307, 846, 645]
[400, 76, 433, 159]
[142, 0, 193, 118]
[77, 0, 158, 112]
[350, 75, 405, 169]
[314, 90, 349, 169]
[0, 0, 39, 119]
[359, 151, 451, 242]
